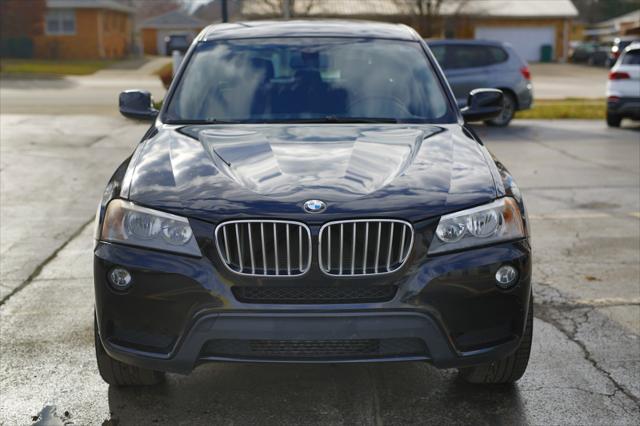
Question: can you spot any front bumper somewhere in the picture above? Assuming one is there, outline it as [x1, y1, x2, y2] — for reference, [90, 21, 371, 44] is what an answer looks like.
[94, 232, 531, 374]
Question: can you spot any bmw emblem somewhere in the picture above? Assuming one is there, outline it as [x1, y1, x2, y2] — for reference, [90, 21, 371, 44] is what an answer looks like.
[303, 199, 326, 213]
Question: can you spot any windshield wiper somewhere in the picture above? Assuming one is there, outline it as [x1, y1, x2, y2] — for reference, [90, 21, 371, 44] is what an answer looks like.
[323, 116, 400, 123]
[165, 116, 424, 125]
[164, 118, 240, 125]
[276, 116, 401, 124]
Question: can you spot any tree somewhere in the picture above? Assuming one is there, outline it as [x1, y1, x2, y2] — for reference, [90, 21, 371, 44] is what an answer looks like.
[251, 0, 318, 19]
[572, 0, 640, 23]
[406, 0, 444, 37]
[394, 0, 471, 38]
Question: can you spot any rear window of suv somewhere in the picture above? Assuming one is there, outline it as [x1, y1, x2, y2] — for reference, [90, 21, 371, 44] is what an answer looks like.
[622, 49, 640, 65]
[430, 44, 508, 69]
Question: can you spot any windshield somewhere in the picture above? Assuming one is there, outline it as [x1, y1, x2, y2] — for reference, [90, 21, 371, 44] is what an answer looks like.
[163, 37, 451, 124]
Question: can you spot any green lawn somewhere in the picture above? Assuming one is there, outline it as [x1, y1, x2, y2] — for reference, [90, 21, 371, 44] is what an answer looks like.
[516, 98, 606, 119]
[0, 59, 114, 76]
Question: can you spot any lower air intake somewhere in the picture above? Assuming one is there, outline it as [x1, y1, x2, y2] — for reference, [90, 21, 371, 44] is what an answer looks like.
[232, 285, 397, 304]
[202, 338, 428, 360]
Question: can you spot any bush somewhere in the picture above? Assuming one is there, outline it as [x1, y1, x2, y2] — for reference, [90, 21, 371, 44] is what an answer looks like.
[155, 63, 173, 89]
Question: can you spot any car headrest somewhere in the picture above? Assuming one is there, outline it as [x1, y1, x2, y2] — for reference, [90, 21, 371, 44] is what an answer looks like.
[294, 69, 323, 86]
[249, 57, 274, 82]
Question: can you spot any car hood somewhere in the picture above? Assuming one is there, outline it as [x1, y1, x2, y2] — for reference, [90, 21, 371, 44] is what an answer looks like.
[126, 124, 498, 223]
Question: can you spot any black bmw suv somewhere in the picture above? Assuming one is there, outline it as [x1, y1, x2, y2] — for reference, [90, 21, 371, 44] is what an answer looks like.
[94, 21, 532, 386]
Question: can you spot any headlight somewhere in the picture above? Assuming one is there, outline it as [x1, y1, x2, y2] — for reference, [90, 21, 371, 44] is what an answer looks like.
[428, 198, 525, 254]
[100, 199, 201, 256]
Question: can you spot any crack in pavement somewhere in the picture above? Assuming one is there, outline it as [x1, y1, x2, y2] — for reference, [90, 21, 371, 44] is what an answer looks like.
[0, 217, 94, 307]
[534, 281, 640, 408]
[540, 300, 640, 310]
[520, 385, 617, 398]
[533, 139, 640, 176]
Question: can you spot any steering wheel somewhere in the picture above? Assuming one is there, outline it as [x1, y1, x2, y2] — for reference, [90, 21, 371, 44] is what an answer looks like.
[347, 95, 412, 116]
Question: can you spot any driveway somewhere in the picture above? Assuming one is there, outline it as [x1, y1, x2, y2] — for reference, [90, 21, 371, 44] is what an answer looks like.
[530, 63, 609, 100]
[0, 116, 638, 425]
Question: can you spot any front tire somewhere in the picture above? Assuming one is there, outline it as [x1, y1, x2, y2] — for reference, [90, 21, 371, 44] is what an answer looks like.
[606, 112, 622, 127]
[94, 316, 165, 386]
[458, 299, 533, 384]
[485, 92, 516, 127]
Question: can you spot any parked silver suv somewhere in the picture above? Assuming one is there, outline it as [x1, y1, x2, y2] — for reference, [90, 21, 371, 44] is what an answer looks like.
[429, 39, 533, 126]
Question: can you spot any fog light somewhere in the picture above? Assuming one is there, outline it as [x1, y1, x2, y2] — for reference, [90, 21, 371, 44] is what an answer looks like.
[495, 265, 518, 289]
[108, 267, 132, 289]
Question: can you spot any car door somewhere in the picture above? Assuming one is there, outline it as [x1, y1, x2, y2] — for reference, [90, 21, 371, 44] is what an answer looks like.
[439, 44, 491, 108]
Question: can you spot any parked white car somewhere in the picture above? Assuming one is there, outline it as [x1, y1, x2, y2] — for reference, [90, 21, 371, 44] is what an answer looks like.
[606, 43, 640, 127]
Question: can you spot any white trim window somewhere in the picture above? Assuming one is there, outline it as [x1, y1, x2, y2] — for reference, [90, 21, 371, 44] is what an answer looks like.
[45, 9, 76, 35]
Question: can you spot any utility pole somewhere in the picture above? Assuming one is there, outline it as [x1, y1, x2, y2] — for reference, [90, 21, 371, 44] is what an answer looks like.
[283, 0, 291, 19]
[221, 0, 229, 22]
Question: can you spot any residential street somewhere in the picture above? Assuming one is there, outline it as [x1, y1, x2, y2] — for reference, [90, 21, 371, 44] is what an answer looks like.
[1, 111, 638, 423]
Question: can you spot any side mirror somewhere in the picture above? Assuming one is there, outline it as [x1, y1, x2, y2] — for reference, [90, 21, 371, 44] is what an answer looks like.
[461, 88, 504, 123]
[119, 90, 158, 121]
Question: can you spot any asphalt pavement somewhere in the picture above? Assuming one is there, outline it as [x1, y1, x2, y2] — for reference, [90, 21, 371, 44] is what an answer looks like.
[0, 113, 638, 424]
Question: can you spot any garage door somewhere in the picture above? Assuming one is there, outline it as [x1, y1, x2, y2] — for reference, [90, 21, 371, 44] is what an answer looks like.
[475, 26, 555, 62]
[156, 30, 196, 56]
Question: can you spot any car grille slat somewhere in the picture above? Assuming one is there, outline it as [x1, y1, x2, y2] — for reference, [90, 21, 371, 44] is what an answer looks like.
[273, 223, 279, 275]
[234, 223, 243, 271]
[399, 225, 407, 263]
[320, 219, 413, 276]
[247, 224, 255, 274]
[222, 226, 231, 263]
[260, 223, 267, 272]
[351, 223, 357, 275]
[298, 226, 303, 272]
[286, 223, 291, 275]
[339, 223, 344, 275]
[216, 220, 311, 276]
[374, 222, 382, 273]
[386, 222, 394, 271]
[327, 227, 332, 271]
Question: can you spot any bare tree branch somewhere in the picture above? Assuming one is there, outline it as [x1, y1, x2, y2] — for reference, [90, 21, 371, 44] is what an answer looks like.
[250, 0, 319, 18]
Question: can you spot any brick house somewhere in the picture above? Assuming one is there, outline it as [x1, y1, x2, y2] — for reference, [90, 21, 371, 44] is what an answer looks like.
[0, 0, 135, 59]
[242, 0, 579, 62]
